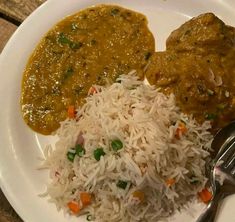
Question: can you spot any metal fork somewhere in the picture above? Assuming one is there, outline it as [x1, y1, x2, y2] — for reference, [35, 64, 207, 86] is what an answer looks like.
[196, 138, 235, 222]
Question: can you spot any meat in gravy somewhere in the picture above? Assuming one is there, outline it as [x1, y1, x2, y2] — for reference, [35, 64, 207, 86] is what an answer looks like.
[146, 13, 235, 132]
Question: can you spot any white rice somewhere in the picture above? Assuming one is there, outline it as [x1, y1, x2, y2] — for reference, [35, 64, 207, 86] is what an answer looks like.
[42, 73, 213, 222]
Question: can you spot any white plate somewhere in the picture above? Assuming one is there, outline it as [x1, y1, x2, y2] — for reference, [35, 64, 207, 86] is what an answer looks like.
[0, 0, 235, 221]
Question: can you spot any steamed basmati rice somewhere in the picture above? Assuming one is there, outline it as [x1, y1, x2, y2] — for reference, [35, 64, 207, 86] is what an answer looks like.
[42, 73, 212, 222]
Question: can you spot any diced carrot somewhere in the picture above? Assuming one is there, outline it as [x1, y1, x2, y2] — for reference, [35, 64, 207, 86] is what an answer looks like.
[175, 121, 187, 138]
[68, 201, 81, 214]
[80, 192, 92, 206]
[132, 190, 145, 202]
[88, 86, 97, 95]
[67, 105, 76, 119]
[165, 178, 176, 186]
[198, 188, 213, 203]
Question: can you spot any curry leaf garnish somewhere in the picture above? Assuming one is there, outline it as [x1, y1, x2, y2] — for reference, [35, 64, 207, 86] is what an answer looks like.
[58, 33, 71, 44]
[63, 67, 74, 80]
[58, 33, 82, 50]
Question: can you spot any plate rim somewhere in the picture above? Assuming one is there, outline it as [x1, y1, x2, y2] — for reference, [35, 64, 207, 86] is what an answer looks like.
[0, 0, 235, 221]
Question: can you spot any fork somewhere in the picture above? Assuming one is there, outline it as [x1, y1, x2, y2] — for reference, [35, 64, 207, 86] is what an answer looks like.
[196, 138, 235, 222]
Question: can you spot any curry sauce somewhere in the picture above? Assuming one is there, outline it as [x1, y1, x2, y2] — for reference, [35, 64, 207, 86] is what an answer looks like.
[22, 8, 235, 135]
[21, 5, 155, 134]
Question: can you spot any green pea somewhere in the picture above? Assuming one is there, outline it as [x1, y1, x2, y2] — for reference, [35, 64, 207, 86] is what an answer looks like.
[75, 144, 85, 157]
[93, 148, 106, 161]
[116, 180, 128, 189]
[111, 139, 123, 151]
[67, 149, 76, 162]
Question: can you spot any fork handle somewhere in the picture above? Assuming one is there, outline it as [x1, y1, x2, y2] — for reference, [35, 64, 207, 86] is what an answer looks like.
[196, 193, 223, 222]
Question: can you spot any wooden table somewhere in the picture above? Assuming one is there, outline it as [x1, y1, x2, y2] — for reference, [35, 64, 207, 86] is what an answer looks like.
[0, 1, 46, 221]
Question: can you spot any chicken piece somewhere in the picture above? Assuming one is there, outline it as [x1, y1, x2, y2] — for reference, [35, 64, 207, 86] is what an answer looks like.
[166, 13, 235, 55]
[145, 13, 235, 132]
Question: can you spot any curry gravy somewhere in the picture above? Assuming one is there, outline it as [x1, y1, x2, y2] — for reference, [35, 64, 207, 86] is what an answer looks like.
[21, 5, 155, 134]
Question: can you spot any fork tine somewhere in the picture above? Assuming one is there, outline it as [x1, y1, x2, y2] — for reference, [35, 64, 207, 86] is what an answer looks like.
[225, 153, 235, 170]
[232, 167, 235, 175]
[218, 139, 235, 165]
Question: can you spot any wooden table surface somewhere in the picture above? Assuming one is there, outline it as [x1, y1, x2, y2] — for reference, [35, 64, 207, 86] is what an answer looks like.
[0, 1, 46, 221]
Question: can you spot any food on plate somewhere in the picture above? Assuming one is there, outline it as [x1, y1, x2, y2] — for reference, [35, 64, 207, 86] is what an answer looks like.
[21, 10, 235, 136]
[42, 74, 212, 221]
[145, 13, 235, 132]
[18, 5, 235, 221]
[21, 5, 155, 135]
